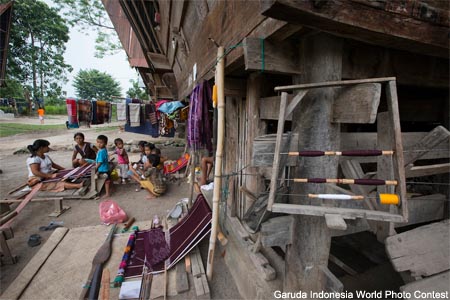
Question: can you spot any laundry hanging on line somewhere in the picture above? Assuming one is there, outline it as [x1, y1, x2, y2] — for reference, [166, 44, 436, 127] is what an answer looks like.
[121, 98, 184, 138]
[65, 98, 112, 127]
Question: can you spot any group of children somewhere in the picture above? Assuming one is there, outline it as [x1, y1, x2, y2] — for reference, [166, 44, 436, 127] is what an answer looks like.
[72, 132, 166, 199]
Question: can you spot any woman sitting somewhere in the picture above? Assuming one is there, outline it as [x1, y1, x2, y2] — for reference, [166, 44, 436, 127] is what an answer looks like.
[71, 132, 98, 167]
[27, 139, 83, 190]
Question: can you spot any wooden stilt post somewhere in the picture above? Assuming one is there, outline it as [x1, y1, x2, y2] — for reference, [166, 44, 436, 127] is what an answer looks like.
[284, 33, 343, 293]
[206, 46, 225, 280]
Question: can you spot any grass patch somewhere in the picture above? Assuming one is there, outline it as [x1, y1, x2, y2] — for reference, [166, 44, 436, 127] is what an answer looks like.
[0, 123, 66, 137]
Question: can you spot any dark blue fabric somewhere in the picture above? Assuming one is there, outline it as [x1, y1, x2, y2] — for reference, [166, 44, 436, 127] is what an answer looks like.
[124, 120, 175, 138]
[91, 100, 98, 124]
[125, 120, 160, 138]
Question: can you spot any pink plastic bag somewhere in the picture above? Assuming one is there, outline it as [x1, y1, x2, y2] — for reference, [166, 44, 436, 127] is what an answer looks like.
[99, 200, 128, 224]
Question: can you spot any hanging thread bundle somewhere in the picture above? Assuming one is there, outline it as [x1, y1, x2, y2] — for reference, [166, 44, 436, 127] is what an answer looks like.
[113, 226, 139, 287]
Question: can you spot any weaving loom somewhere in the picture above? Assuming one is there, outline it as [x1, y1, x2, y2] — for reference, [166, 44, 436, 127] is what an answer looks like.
[42, 164, 94, 183]
[124, 194, 212, 277]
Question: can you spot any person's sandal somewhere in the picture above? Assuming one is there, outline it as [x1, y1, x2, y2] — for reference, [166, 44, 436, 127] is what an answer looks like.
[28, 234, 41, 247]
[39, 221, 64, 231]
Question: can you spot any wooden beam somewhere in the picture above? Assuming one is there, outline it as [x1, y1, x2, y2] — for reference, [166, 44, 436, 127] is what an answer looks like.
[332, 83, 381, 123]
[406, 163, 450, 178]
[403, 125, 450, 166]
[400, 270, 450, 296]
[324, 214, 347, 230]
[260, 215, 293, 248]
[386, 80, 408, 222]
[268, 23, 303, 42]
[342, 40, 449, 88]
[285, 90, 308, 119]
[340, 131, 449, 163]
[376, 112, 397, 242]
[140, 0, 163, 54]
[405, 194, 445, 226]
[321, 266, 344, 293]
[272, 203, 404, 223]
[267, 92, 288, 211]
[244, 73, 266, 204]
[260, 0, 448, 58]
[131, 0, 157, 53]
[259, 95, 293, 120]
[176, 261, 189, 293]
[244, 37, 300, 74]
[120, 0, 151, 55]
[275, 77, 395, 92]
[329, 254, 357, 276]
[386, 220, 450, 277]
[147, 52, 171, 71]
[252, 133, 298, 167]
[284, 33, 341, 293]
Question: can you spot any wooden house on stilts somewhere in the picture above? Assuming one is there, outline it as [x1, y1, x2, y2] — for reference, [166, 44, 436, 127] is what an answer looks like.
[103, 0, 449, 297]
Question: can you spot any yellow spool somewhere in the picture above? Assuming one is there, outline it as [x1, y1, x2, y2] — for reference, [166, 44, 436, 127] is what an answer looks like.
[212, 85, 218, 108]
[377, 193, 399, 205]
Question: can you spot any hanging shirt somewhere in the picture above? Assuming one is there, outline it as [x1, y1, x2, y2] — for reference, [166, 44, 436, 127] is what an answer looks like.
[27, 154, 52, 178]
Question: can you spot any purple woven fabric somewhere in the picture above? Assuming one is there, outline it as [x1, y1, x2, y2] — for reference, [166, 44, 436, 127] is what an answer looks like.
[124, 194, 212, 278]
[187, 81, 212, 153]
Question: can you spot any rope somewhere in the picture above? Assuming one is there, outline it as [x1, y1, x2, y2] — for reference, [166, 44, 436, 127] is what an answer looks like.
[197, 41, 244, 82]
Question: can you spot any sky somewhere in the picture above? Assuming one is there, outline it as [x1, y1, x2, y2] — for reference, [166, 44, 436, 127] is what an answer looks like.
[62, 28, 138, 98]
[42, 0, 137, 98]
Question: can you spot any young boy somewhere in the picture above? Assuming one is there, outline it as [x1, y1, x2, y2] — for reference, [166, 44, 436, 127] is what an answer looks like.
[96, 135, 111, 197]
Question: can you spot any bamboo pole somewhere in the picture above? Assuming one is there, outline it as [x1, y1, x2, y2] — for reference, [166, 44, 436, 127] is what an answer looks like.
[188, 150, 195, 208]
[206, 46, 225, 280]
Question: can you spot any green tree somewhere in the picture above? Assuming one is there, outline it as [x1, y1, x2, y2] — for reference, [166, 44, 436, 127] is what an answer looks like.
[4, 0, 72, 100]
[126, 79, 148, 100]
[0, 77, 24, 98]
[52, 0, 122, 58]
[73, 69, 121, 100]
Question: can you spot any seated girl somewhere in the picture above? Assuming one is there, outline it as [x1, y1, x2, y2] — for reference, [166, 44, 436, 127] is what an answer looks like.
[128, 142, 152, 190]
[27, 139, 83, 191]
[140, 154, 167, 199]
[72, 132, 98, 167]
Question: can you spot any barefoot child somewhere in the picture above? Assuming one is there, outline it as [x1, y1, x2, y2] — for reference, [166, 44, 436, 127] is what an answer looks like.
[129, 142, 152, 191]
[114, 138, 129, 184]
[96, 135, 111, 197]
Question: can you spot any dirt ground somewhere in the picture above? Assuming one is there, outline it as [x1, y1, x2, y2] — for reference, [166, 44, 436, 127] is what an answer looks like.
[0, 116, 241, 299]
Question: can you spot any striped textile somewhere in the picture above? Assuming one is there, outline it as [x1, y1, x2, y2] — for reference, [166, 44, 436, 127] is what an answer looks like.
[66, 98, 78, 125]
[124, 194, 211, 277]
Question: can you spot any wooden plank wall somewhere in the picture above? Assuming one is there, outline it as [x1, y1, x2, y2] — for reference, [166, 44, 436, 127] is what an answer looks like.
[164, 0, 267, 99]
[225, 96, 240, 217]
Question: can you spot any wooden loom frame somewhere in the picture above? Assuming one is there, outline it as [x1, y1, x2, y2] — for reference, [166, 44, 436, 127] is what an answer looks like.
[267, 77, 408, 223]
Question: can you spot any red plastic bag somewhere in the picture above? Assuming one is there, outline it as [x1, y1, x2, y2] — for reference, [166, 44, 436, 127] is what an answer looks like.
[99, 200, 128, 224]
